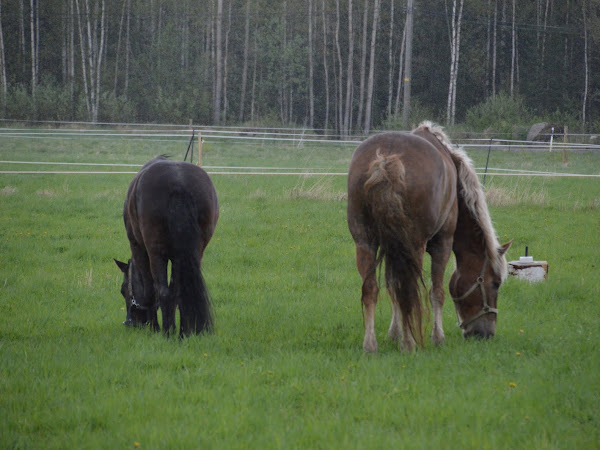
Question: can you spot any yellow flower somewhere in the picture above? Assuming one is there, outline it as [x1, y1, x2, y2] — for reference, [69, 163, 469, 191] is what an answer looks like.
[516, 352, 521, 356]
[508, 382, 517, 388]
[134, 443, 140, 448]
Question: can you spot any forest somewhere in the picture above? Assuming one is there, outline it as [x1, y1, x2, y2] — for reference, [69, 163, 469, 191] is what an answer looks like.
[0, 0, 597, 136]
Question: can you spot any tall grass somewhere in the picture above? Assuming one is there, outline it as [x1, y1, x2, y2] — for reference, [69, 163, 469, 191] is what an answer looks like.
[1, 135, 599, 448]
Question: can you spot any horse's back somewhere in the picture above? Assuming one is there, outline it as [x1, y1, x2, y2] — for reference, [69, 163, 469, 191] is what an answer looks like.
[126, 158, 219, 251]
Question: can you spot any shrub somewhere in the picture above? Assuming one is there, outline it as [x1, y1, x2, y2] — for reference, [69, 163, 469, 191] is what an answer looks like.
[465, 93, 531, 139]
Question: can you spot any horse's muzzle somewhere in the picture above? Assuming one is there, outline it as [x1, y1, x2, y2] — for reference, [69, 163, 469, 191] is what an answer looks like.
[123, 318, 147, 328]
[464, 328, 495, 339]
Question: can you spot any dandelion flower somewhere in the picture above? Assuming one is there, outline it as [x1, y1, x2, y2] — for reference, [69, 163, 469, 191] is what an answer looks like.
[508, 382, 517, 388]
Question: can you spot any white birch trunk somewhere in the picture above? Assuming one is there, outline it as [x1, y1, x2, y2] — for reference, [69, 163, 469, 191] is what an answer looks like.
[343, 0, 354, 136]
[363, 0, 380, 134]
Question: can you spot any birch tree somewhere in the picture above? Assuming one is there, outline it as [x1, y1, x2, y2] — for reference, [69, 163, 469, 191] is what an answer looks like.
[343, 0, 354, 136]
[213, 0, 223, 124]
[75, 0, 106, 122]
[510, 0, 516, 96]
[308, 0, 315, 129]
[446, 0, 464, 126]
[582, 0, 589, 129]
[321, 0, 330, 130]
[356, 0, 368, 130]
[386, 0, 395, 119]
[30, 0, 37, 116]
[334, 0, 343, 133]
[363, 0, 380, 134]
[239, 0, 251, 122]
[0, 0, 7, 112]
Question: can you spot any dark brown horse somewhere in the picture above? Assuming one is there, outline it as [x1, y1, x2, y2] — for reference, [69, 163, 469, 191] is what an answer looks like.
[114, 156, 219, 337]
[347, 122, 511, 352]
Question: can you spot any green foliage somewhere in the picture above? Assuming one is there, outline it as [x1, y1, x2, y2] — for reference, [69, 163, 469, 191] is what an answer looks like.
[1, 135, 599, 448]
[4, 84, 33, 120]
[99, 93, 138, 124]
[380, 100, 440, 132]
[465, 93, 532, 139]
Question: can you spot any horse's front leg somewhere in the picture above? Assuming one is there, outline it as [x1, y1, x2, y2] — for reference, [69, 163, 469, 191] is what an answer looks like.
[356, 244, 379, 353]
[428, 242, 453, 346]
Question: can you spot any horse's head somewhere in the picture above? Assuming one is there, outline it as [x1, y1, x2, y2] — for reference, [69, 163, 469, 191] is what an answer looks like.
[114, 258, 151, 327]
[449, 241, 512, 339]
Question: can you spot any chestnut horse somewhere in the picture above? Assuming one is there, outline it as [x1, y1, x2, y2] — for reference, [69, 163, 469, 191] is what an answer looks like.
[114, 156, 219, 337]
[347, 122, 511, 352]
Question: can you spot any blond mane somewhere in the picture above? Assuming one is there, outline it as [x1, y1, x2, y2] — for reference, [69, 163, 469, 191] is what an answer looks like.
[412, 121, 507, 279]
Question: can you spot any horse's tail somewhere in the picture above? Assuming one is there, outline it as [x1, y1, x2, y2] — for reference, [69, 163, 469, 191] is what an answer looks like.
[364, 150, 425, 347]
[171, 255, 213, 335]
[168, 189, 214, 336]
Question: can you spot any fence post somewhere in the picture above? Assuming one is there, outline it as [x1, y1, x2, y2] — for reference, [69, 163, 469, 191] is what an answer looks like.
[562, 125, 568, 164]
[483, 138, 492, 186]
[198, 132, 203, 167]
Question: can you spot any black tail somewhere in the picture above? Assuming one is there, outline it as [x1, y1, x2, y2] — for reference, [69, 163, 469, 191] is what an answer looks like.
[364, 151, 425, 346]
[167, 188, 214, 336]
[172, 255, 213, 336]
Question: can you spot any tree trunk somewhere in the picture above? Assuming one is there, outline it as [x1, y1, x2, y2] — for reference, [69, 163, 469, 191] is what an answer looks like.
[19, 0, 26, 77]
[321, 0, 330, 131]
[485, 0, 491, 97]
[239, 0, 251, 122]
[114, 0, 127, 96]
[30, 0, 37, 117]
[343, 0, 354, 136]
[250, 33, 257, 122]
[356, 0, 368, 130]
[334, 0, 343, 134]
[222, 0, 232, 123]
[582, 0, 589, 129]
[75, 0, 105, 123]
[492, 0, 497, 99]
[363, 0, 380, 134]
[124, 0, 130, 99]
[308, 0, 315, 129]
[213, 0, 223, 124]
[393, 24, 406, 117]
[386, 0, 394, 119]
[510, 0, 516, 96]
[446, 0, 464, 126]
[0, 0, 7, 113]
[402, 0, 413, 128]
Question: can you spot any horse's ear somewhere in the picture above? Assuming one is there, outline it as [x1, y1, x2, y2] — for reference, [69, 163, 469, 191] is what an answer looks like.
[498, 240, 513, 256]
[114, 258, 128, 274]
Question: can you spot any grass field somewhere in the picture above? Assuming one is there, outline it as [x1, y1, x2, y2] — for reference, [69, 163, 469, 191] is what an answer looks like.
[1, 132, 599, 448]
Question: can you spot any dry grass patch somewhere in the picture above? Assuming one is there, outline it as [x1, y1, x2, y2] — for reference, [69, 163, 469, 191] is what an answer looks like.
[290, 176, 346, 202]
[0, 186, 17, 196]
[485, 184, 548, 207]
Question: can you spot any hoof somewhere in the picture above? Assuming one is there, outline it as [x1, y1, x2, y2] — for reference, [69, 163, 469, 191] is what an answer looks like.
[432, 328, 445, 346]
[363, 334, 378, 353]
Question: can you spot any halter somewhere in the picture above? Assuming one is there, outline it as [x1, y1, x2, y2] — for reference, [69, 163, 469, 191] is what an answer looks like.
[451, 258, 497, 330]
[127, 262, 148, 311]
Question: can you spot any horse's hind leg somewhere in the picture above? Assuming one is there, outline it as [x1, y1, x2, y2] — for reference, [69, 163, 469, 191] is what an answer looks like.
[356, 243, 379, 353]
[150, 257, 175, 335]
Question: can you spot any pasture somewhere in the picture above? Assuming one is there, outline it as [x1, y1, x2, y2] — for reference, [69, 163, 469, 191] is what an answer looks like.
[1, 130, 599, 448]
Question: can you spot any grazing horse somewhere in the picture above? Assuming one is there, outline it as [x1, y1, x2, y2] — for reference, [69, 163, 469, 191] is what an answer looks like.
[114, 156, 219, 337]
[347, 122, 511, 352]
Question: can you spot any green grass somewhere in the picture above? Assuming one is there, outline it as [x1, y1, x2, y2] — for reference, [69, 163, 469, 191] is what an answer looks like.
[1, 133, 599, 448]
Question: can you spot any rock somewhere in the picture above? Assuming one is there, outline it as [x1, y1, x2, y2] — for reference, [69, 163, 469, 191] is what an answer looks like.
[527, 122, 564, 142]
